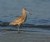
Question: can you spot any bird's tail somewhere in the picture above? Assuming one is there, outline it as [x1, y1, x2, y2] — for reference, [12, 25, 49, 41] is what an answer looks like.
[9, 22, 14, 25]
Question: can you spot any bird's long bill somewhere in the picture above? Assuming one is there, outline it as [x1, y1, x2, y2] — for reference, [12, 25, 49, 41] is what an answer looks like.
[26, 11, 32, 15]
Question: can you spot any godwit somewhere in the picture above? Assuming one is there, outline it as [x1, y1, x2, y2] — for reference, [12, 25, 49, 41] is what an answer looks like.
[9, 7, 32, 33]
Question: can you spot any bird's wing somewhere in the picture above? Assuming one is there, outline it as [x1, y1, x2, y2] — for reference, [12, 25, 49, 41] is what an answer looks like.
[9, 16, 25, 25]
[14, 16, 25, 23]
[15, 16, 22, 21]
[14, 16, 23, 22]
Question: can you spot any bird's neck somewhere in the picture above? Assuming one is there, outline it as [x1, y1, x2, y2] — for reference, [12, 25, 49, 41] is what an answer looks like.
[21, 9, 27, 17]
[22, 13, 27, 17]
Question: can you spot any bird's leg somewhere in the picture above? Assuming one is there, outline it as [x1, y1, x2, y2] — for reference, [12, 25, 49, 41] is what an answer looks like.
[17, 25, 20, 33]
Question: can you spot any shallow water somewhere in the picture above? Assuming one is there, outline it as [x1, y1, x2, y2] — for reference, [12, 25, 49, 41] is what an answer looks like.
[0, 26, 50, 35]
[0, 0, 50, 40]
[0, 0, 50, 25]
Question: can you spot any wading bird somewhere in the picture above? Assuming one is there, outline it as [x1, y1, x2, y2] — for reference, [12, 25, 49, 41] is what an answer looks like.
[9, 7, 32, 33]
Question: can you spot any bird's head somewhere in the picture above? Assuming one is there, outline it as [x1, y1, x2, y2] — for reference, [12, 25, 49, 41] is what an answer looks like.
[23, 7, 32, 15]
[26, 11, 32, 15]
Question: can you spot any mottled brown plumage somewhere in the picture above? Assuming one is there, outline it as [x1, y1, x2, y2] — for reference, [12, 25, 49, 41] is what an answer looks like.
[9, 8, 27, 33]
[9, 8, 27, 25]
